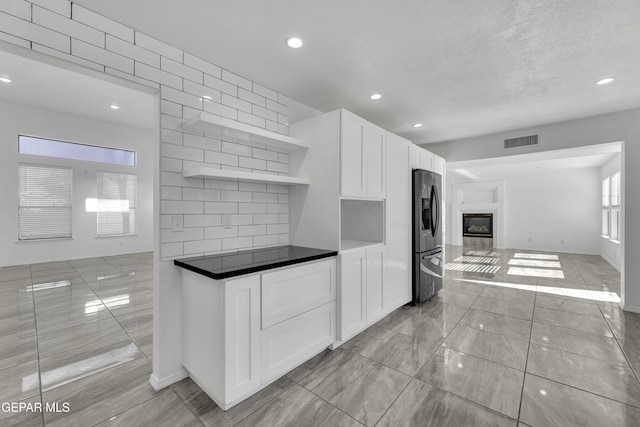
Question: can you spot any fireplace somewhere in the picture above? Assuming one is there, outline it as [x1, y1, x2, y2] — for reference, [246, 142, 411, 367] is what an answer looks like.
[463, 213, 493, 238]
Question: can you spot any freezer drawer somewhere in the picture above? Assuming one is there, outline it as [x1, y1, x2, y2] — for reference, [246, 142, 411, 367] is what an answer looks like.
[412, 249, 443, 304]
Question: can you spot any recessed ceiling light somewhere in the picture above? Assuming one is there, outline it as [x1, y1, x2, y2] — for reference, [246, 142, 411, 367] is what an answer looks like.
[0, 77, 11, 83]
[413, 123, 423, 128]
[110, 104, 120, 110]
[596, 77, 614, 85]
[370, 93, 382, 100]
[286, 37, 303, 48]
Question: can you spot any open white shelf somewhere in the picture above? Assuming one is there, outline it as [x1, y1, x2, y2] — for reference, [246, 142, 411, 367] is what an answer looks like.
[182, 112, 309, 151]
[183, 166, 310, 185]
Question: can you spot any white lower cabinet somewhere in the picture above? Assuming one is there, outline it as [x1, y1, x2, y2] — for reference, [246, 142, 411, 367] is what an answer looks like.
[384, 224, 411, 311]
[338, 244, 386, 342]
[181, 259, 336, 410]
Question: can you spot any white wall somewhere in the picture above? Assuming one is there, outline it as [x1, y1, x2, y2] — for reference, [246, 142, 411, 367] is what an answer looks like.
[601, 153, 622, 270]
[503, 168, 600, 254]
[0, 100, 154, 267]
[427, 107, 640, 311]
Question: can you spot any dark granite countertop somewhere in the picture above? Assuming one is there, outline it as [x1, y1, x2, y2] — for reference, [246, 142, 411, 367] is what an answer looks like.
[174, 245, 338, 280]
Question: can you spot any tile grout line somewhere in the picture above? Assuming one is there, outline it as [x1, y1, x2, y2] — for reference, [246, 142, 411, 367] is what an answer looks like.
[28, 263, 46, 427]
[515, 288, 537, 424]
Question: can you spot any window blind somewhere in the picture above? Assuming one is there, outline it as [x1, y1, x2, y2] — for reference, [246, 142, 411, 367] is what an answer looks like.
[96, 172, 137, 236]
[19, 164, 72, 240]
[611, 172, 621, 206]
[602, 177, 610, 207]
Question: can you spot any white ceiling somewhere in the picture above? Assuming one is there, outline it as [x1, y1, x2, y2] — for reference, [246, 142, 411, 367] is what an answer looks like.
[448, 143, 621, 181]
[71, 0, 640, 143]
[0, 49, 154, 130]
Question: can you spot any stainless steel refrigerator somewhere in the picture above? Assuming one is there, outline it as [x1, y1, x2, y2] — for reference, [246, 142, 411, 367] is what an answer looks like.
[412, 169, 443, 304]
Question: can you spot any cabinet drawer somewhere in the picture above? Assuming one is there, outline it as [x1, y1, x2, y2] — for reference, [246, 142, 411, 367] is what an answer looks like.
[261, 259, 336, 329]
[261, 301, 336, 384]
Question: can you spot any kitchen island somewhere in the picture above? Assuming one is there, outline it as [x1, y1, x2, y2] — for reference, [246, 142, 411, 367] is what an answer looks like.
[175, 245, 338, 410]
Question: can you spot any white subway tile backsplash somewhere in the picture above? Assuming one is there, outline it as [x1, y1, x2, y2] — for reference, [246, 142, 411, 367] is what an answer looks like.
[32, 43, 103, 71]
[231, 214, 254, 226]
[267, 161, 289, 174]
[279, 234, 289, 244]
[205, 150, 239, 167]
[105, 67, 159, 89]
[239, 157, 267, 171]
[183, 188, 221, 201]
[162, 142, 203, 162]
[161, 227, 203, 243]
[0, 11, 70, 52]
[184, 80, 221, 103]
[238, 224, 267, 237]
[162, 172, 203, 189]
[135, 31, 182, 62]
[161, 86, 203, 110]
[266, 120, 288, 135]
[238, 203, 267, 214]
[252, 148, 278, 162]
[238, 111, 265, 128]
[253, 83, 278, 101]
[204, 74, 237, 96]
[30, 0, 69, 18]
[278, 153, 289, 163]
[222, 236, 253, 251]
[136, 62, 182, 89]
[0, 31, 30, 48]
[253, 214, 279, 225]
[253, 105, 277, 121]
[222, 69, 252, 90]
[238, 88, 266, 107]
[204, 226, 237, 239]
[3, 0, 30, 21]
[204, 179, 238, 191]
[266, 100, 288, 116]
[204, 202, 238, 214]
[239, 182, 267, 192]
[253, 235, 279, 247]
[161, 100, 182, 118]
[106, 35, 159, 67]
[220, 191, 252, 203]
[268, 224, 288, 235]
[161, 186, 183, 200]
[182, 160, 207, 171]
[278, 113, 288, 125]
[72, 39, 132, 72]
[184, 215, 222, 227]
[72, 5, 134, 42]
[221, 141, 252, 157]
[182, 106, 202, 119]
[278, 194, 289, 204]
[203, 101, 237, 120]
[162, 157, 183, 173]
[184, 133, 221, 151]
[184, 239, 222, 255]
[221, 93, 252, 113]
[34, 6, 104, 48]
[184, 52, 221, 78]
[161, 113, 184, 131]
[279, 214, 289, 224]
[160, 215, 173, 229]
[267, 204, 289, 214]
[277, 93, 290, 107]
[267, 184, 289, 194]
[162, 242, 184, 257]
[252, 192, 278, 204]
[161, 56, 203, 83]
[161, 200, 203, 215]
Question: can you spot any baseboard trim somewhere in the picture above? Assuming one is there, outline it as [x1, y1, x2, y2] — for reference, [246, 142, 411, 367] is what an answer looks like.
[623, 304, 640, 314]
[149, 368, 188, 391]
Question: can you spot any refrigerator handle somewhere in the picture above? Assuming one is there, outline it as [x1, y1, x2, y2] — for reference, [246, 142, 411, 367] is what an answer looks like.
[430, 185, 439, 237]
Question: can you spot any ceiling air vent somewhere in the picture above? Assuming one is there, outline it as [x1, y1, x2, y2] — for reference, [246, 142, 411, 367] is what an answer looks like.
[504, 134, 538, 149]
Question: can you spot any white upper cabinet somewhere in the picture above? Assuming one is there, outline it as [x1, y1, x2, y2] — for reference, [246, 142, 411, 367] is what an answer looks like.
[410, 144, 434, 172]
[386, 133, 411, 224]
[341, 110, 386, 199]
[433, 154, 446, 177]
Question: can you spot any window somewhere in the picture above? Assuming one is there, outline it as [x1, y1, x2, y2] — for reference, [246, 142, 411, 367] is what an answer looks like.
[602, 172, 621, 241]
[96, 172, 137, 236]
[18, 164, 72, 240]
[19, 135, 135, 166]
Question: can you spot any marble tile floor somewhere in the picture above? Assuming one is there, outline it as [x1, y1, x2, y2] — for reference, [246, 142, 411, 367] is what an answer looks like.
[1, 246, 639, 426]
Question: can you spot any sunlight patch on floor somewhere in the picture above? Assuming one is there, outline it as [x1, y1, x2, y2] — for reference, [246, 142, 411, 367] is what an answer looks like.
[508, 267, 565, 279]
[445, 263, 501, 274]
[514, 253, 559, 260]
[508, 259, 562, 269]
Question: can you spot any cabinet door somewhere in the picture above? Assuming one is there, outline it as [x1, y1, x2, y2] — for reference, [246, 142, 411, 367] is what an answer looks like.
[384, 224, 411, 311]
[433, 154, 446, 177]
[364, 125, 385, 198]
[339, 249, 366, 341]
[420, 149, 434, 172]
[410, 144, 421, 169]
[386, 133, 410, 224]
[366, 245, 385, 324]
[225, 275, 261, 403]
[341, 110, 365, 197]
